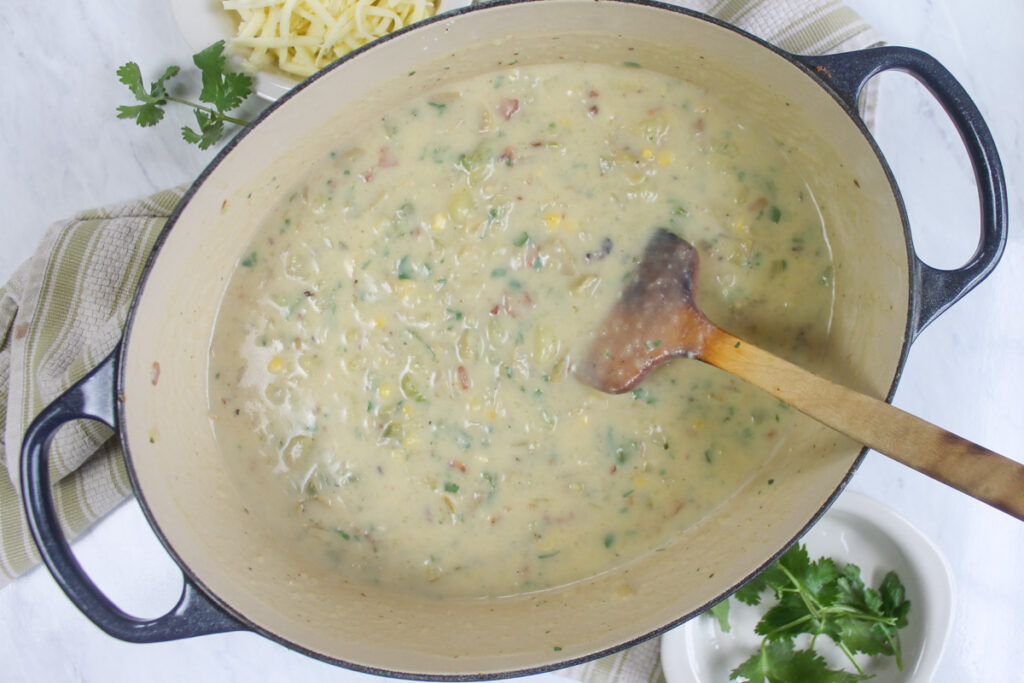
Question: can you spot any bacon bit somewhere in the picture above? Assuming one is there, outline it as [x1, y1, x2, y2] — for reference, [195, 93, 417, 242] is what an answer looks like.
[378, 147, 399, 167]
[766, 430, 776, 439]
[449, 459, 467, 473]
[695, 118, 705, 133]
[499, 146, 517, 167]
[522, 246, 541, 269]
[610, 464, 618, 474]
[588, 105, 599, 117]
[150, 361, 161, 386]
[497, 97, 520, 120]
[490, 304, 501, 315]
[748, 196, 770, 212]
[503, 290, 535, 318]
[671, 500, 685, 516]
[530, 141, 544, 148]
[588, 90, 600, 98]
[543, 512, 576, 525]
[359, 171, 374, 183]
[457, 365, 472, 390]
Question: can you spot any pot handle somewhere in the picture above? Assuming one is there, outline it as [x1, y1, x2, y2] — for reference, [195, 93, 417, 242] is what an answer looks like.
[797, 46, 1007, 337]
[19, 347, 245, 642]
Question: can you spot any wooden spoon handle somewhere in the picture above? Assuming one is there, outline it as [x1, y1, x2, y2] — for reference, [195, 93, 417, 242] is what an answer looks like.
[704, 329, 1024, 521]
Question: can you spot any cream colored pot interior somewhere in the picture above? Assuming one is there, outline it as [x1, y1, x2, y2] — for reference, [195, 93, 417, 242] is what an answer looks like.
[120, 1, 909, 676]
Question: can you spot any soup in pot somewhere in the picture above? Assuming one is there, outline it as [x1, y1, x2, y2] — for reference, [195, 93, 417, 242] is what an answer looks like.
[208, 62, 835, 598]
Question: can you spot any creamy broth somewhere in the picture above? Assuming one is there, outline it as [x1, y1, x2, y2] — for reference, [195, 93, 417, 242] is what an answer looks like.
[208, 63, 834, 598]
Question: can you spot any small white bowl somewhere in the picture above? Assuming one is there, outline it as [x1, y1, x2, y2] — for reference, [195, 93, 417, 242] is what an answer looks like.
[661, 491, 955, 683]
[169, 0, 473, 101]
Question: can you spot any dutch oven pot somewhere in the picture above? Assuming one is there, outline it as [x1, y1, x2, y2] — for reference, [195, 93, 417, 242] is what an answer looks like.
[21, 0, 1006, 678]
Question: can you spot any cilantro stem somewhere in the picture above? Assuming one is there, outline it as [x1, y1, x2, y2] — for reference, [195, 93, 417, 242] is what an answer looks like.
[406, 328, 436, 360]
[760, 614, 813, 640]
[777, 563, 824, 620]
[836, 639, 866, 676]
[885, 629, 904, 670]
[164, 95, 249, 127]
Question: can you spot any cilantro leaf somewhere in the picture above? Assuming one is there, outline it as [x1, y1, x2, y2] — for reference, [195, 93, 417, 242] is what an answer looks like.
[193, 40, 252, 112]
[731, 639, 869, 683]
[879, 571, 911, 627]
[115, 63, 180, 127]
[116, 102, 165, 127]
[756, 591, 815, 639]
[182, 110, 225, 150]
[708, 598, 731, 632]
[116, 62, 179, 103]
[734, 574, 769, 606]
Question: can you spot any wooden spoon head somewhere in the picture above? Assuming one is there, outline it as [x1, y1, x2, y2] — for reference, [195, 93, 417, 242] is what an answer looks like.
[576, 229, 716, 393]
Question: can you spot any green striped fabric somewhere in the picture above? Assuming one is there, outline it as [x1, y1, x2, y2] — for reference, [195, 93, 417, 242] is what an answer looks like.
[0, 1, 881, 678]
[0, 187, 184, 585]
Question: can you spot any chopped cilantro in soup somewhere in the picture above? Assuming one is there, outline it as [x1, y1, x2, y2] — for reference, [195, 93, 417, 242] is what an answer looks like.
[208, 63, 834, 598]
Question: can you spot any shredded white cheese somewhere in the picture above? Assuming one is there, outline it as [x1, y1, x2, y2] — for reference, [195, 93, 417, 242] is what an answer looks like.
[223, 0, 438, 78]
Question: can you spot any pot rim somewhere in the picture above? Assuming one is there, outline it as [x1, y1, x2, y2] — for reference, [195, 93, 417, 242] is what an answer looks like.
[118, 1, 918, 678]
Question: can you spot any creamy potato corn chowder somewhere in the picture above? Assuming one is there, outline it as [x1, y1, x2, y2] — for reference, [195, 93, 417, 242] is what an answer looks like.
[208, 62, 835, 598]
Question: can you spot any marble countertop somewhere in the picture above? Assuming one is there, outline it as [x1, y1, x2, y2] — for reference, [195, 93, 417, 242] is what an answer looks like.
[1, 1, 1021, 681]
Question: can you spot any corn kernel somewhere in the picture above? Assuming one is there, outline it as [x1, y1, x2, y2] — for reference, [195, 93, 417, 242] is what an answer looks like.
[580, 414, 590, 426]
[267, 356, 284, 373]
[379, 385, 392, 398]
[545, 213, 562, 229]
[396, 279, 416, 300]
[641, 147, 655, 160]
[633, 476, 646, 488]
[732, 221, 750, 234]
[536, 537, 558, 553]
[432, 212, 447, 231]
[403, 433, 420, 448]
[691, 419, 703, 431]
[374, 315, 387, 328]
[657, 150, 675, 166]
[402, 404, 413, 415]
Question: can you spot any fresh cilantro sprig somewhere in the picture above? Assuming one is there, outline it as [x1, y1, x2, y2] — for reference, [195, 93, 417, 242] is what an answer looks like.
[709, 543, 910, 682]
[116, 41, 252, 149]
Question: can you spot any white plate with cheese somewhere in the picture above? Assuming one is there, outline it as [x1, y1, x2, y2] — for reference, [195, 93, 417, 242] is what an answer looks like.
[171, 0, 473, 101]
[660, 491, 955, 683]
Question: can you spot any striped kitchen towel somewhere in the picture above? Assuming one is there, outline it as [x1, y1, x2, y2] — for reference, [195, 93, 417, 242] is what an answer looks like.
[0, 187, 185, 587]
[0, 7, 881, 668]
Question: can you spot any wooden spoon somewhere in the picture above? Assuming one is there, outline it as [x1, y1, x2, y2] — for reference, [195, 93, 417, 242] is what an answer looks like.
[577, 228, 1024, 521]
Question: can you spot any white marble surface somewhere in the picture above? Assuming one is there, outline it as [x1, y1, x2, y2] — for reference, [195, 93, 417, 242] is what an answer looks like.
[1, 1, 1021, 681]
